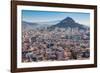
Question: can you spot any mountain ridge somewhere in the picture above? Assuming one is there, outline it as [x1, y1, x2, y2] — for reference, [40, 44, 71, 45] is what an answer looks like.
[22, 17, 89, 31]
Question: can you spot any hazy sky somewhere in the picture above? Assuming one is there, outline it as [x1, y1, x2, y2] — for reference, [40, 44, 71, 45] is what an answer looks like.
[22, 10, 90, 26]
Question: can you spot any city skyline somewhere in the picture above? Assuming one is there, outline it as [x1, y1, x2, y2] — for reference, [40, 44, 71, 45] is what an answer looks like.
[22, 10, 90, 26]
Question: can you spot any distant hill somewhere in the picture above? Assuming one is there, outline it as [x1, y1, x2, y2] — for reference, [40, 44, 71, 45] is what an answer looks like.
[49, 17, 89, 30]
[22, 21, 39, 30]
[22, 20, 60, 30]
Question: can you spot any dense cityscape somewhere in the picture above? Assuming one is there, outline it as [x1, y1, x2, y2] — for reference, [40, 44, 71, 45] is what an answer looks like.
[22, 26, 90, 62]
